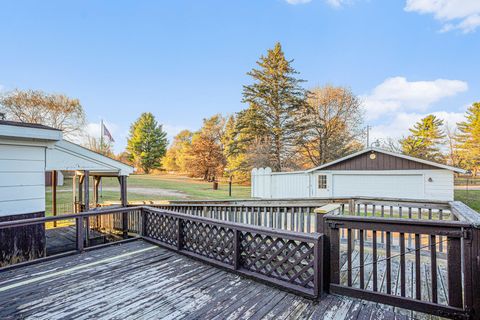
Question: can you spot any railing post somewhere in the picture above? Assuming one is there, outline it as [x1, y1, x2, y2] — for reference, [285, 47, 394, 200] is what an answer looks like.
[463, 227, 480, 318]
[76, 216, 84, 252]
[233, 229, 240, 270]
[447, 236, 463, 308]
[177, 218, 183, 251]
[315, 204, 341, 294]
[141, 208, 147, 237]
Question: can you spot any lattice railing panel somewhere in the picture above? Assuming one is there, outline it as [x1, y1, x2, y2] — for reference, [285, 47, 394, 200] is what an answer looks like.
[181, 220, 235, 265]
[144, 210, 178, 246]
[240, 232, 315, 289]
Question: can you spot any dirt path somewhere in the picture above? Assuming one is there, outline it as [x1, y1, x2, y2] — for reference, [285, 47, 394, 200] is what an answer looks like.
[100, 187, 188, 198]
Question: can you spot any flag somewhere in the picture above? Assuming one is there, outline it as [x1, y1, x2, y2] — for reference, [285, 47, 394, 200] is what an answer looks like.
[102, 123, 115, 142]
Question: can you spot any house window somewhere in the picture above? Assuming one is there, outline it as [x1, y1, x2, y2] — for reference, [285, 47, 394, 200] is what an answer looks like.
[318, 175, 327, 189]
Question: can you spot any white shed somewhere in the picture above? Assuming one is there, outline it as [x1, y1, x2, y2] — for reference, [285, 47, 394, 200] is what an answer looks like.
[251, 148, 465, 201]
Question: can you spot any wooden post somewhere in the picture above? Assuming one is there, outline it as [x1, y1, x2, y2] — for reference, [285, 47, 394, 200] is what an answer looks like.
[78, 174, 84, 212]
[233, 229, 240, 270]
[51, 171, 57, 227]
[93, 176, 101, 207]
[83, 171, 90, 247]
[315, 203, 341, 294]
[120, 176, 128, 238]
[76, 216, 84, 252]
[72, 174, 77, 213]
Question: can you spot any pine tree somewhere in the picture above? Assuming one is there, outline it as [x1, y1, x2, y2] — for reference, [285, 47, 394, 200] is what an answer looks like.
[127, 112, 168, 174]
[456, 102, 480, 174]
[242, 42, 307, 171]
[400, 115, 445, 162]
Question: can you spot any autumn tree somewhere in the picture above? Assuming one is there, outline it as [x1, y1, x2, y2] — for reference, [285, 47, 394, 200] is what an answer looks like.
[162, 130, 193, 172]
[456, 102, 480, 174]
[127, 112, 168, 174]
[0, 89, 85, 137]
[296, 85, 364, 167]
[83, 135, 114, 158]
[242, 42, 307, 171]
[400, 115, 445, 162]
[185, 115, 226, 180]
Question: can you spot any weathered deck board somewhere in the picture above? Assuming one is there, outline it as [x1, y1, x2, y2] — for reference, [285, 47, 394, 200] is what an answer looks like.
[0, 240, 408, 320]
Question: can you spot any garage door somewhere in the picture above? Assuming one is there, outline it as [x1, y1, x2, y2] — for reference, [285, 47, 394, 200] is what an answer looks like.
[332, 174, 424, 199]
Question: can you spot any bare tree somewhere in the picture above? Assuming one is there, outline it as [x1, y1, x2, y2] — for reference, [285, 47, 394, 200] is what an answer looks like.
[297, 85, 364, 167]
[0, 89, 85, 137]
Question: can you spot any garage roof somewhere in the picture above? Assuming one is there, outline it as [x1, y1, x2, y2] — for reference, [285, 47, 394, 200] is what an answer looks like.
[305, 147, 466, 174]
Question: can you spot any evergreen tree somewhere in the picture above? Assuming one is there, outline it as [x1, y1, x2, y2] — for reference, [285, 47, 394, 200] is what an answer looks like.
[242, 42, 307, 171]
[400, 115, 445, 162]
[456, 102, 480, 174]
[127, 112, 168, 173]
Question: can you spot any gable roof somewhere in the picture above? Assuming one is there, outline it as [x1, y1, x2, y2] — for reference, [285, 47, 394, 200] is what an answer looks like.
[305, 147, 466, 174]
[46, 140, 135, 176]
[0, 119, 61, 131]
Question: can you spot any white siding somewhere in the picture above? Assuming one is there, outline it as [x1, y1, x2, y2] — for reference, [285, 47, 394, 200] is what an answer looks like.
[0, 144, 46, 216]
[423, 170, 454, 201]
[331, 173, 424, 199]
[252, 168, 455, 201]
[271, 173, 309, 198]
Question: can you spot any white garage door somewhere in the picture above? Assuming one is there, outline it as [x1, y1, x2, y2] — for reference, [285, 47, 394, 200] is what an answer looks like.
[332, 174, 424, 199]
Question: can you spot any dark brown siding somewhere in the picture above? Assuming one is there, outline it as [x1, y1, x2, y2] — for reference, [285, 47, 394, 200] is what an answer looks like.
[323, 151, 440, 171]
[0, 211, 45, 267]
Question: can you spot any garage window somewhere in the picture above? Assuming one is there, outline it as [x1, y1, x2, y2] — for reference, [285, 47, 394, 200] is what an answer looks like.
[318, 175, 327, 189]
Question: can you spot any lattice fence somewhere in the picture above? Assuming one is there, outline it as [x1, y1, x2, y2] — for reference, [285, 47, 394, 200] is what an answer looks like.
[240, 233, 316, 289]
[141, 207, 322, 297]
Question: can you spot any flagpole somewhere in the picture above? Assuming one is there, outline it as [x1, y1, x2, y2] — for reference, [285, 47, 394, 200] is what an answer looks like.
[100, 119, 103, 200]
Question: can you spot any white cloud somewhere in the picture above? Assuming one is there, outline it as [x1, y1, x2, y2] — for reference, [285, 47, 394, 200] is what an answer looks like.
[285, 0, 312, 4]
[370, 111, 466, 143]
[162, 124, 192, 142]
[405, 0, 480, 33]
[363, 76, 468, 120]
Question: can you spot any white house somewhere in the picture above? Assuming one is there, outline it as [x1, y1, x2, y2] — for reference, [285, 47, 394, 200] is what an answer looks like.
[251, 148, 465, 202]
[0, 120, 134, 217]
[0, 120, 134, 264]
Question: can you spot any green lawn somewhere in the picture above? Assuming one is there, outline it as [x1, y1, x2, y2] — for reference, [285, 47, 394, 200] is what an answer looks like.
[454, 190, 480, 212]
[45, 174, 251, 215]
[45, 174, 479, 216]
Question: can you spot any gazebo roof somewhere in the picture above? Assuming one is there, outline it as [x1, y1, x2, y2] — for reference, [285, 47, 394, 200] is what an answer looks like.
[0, 120, 134, 176]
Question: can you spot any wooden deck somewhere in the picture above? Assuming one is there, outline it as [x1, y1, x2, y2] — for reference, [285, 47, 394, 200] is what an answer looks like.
[45, 225, 119, 255]
[0, 240, 413, 320]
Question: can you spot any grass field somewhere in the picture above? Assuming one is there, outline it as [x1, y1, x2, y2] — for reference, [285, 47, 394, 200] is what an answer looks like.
[45, 174, 480, 216]
[45, 174, 251, 215]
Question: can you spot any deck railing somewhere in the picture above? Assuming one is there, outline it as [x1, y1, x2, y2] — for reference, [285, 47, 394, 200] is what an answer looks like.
[141, 206, 322, 297]
[320, 201, 480, 319]
[1, 199, 479, 319]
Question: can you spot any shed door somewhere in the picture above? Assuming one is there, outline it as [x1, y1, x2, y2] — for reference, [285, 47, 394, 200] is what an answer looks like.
[332, 174, 424, 199]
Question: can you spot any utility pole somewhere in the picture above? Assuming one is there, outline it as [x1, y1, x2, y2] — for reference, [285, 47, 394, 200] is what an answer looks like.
[366, 125, 371, 148]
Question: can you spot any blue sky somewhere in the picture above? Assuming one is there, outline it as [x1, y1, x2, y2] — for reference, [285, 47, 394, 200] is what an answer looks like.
[0, 0, 479, 153]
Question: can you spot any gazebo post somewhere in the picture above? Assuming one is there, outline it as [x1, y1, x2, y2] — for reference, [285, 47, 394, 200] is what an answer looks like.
[119, 176, 128, 239]
[83, 170, 90, 247]
[93, 176, 101, 231]
[51, 170, 57, 227]
[78, 174, 84, 212]
[72, 174, 77, 213]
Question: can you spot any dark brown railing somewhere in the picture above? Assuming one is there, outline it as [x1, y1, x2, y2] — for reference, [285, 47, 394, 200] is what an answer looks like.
[1, 200, 478, 319]
[320, 202, 480, 320]
[141, 206, 322, 297]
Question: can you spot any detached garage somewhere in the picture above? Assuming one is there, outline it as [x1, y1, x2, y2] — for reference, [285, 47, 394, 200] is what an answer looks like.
[251, 148, 465, 201]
